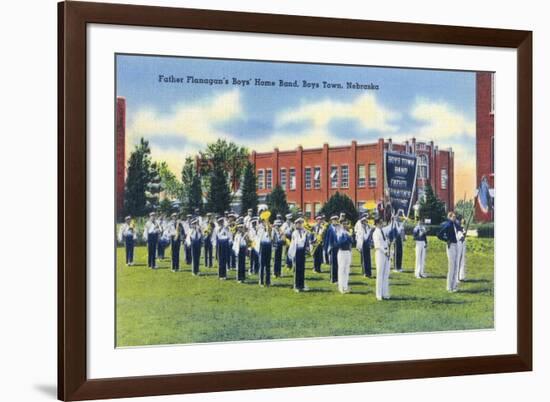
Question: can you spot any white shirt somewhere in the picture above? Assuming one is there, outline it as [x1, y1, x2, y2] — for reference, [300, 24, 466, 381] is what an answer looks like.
[118, 223, 136, 242]
[143, 219, 160, 240]
[373, 227, 389, 254]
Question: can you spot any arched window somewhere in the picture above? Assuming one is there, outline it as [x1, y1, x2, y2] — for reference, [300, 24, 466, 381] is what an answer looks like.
[418, 154, 429, 179]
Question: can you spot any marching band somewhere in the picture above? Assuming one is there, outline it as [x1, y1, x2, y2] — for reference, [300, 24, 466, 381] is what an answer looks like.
[119, 206, 470, 298]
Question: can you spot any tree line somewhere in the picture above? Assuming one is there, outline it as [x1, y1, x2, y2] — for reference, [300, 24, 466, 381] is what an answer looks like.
[122, 137, 449, 224]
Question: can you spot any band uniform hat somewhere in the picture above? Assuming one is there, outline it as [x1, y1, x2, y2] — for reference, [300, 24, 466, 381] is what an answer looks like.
[273, 220, 282, 226]
[330, 215, 339, 221]
[294, 217, 304, 224]
[285, 213, 293, 219]
[125, 215, 131, 221]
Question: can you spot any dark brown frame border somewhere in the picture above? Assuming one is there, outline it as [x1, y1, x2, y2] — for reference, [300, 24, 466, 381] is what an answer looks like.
[58, 1, 532, 400]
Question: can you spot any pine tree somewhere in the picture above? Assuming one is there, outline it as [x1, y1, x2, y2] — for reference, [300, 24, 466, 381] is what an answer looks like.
[266, 185, 289, 222]
[124, 138, 152, 217]
[146, 161, 163, 212]
[240, 161, 258, 215]
[320, 192, 359, 223]
[180, 157, 196, 214]
[187, 174, 203, 214]
[419, 183, 446, 225]
[206, 163, 231, 214]
[159, 197, 174, 215]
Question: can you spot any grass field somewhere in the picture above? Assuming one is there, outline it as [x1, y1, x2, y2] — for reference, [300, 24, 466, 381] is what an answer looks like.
[116, 237, 494, 347]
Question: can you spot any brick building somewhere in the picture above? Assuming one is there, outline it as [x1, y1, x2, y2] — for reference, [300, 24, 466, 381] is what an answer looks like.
[475, 72, 495, 221]
[250, 138, 454, 219]
[116, 97, 126, 216]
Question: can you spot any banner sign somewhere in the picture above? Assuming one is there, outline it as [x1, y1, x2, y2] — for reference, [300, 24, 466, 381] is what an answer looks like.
[384, 151, 418, 216]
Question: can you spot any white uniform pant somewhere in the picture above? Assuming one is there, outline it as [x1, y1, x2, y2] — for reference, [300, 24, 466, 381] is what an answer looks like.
[375, 250, 390, 300]
[446, 243, 460, 291]
[415, 241, 427, 278]
[457, 241, 466, 281]
[337, 250, 352, 293]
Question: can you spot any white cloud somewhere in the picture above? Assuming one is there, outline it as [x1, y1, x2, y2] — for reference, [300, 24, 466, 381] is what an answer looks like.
[276, 92, 400, 134]
[126, 89, 243, 152]
[409, 98, 475, 140]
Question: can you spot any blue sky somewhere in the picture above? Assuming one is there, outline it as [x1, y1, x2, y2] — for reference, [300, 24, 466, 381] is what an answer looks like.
[116, 54, 477, 199]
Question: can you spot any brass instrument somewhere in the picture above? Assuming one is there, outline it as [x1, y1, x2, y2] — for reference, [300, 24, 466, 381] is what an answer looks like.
[310, 222, 328, 256]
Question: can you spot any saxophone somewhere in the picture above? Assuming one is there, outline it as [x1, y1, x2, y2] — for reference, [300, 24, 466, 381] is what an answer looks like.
[310, 222, 328, 256]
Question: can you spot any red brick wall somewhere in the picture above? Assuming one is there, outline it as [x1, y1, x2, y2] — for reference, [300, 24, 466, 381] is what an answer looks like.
[475, 72, 495, 221]
[251, 138, 453, 217]
[116, 97, 126, 217]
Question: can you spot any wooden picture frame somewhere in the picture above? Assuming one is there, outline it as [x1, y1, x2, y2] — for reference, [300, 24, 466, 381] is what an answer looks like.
[58, 1, 532, 400]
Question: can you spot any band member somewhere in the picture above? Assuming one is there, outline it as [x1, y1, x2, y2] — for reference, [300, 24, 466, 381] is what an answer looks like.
[393, 214, 405, 272]
[228, 213, 238, 269]
[281, 213, 294, 269]
[183, 214, 192, 265]
[456, 214, 467, 281]
[118, 215, 137, 266]
[157, 214, 170, 260]
[437, 211, 460, 292]
[186, 218, 202, 275]
[143, 212, 161, 269]
[202, 213, 214, 268]
[272, 220, 284, 278]
[324, 215, 340, 283]
[169, 213, 184, 272]
[312, 215, 325, 273]
[257, 218, 273, 287]
[193, 208, 203, 227]
[232, 223, 248, 282]
[243, 208, 254, 229]
[288, 218, 309, 292]
[373, 217, 391, 300]
[413, 219, 428, 278]
[336, 220, 353, 294]
[356, 214, 373, 278]
[248, 218, 260, 274]
[216, 217, 230, 279]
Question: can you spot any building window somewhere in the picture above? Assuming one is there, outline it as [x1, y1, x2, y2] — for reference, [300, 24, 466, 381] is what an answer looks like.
[357, 201, 366, 211]
[441, 168, 448, 190]
[280, 168, 287, 190]
[304, 167, 312, 190]
[368, 163, 377, 187]
[314, 202, 322, 216]
[357, 164, 366, 187]
[418, 154, 429, 179]
[289, 168, 296, 190]
[257, 169, 265, 190]
[314, 167, 321, 189]
[330, 166, 339, 189]
[266, 169, 272, 190]
[341, 165, 349, 188]
[304, 203, 312, 220]
[490, 73, 495, 114]
[491, 136, 495, 173]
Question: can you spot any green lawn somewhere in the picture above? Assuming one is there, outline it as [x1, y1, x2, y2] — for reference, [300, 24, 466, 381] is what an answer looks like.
[116, 237, 494, 347]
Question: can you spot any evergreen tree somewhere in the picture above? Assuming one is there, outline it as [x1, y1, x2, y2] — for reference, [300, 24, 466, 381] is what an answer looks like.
[419, 183, 446, 225]
[206, 163, 231, 214]
[124, 138, 152, 217]
[187, 174, 203, 214]
[320, 192, 359, 223]
[266, 185, 289, 222]
[180, 157, 196, 213]
[146, 161, 163, 212]
[240, 161, 258, 215]
[159, 197, 174, 215]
